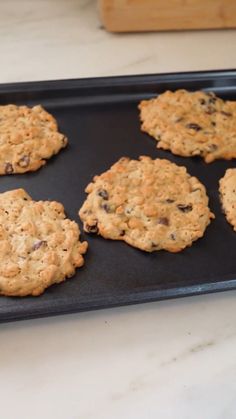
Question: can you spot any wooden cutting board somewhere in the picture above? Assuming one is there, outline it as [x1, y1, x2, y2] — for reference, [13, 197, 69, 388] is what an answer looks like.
[99, 0, 236, 32]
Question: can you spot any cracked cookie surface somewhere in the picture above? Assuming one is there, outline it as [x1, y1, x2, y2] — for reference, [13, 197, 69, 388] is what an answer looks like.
[0, 104, 67, 174]
[0, 189, 87, 296]
[79, 156, 214, 252]
[219, 168, 236, 231]
[139, 89, 236, 163]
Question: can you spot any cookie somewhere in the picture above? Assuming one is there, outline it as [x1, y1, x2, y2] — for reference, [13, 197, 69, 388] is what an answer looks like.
[0, 189, 87, 296]
[0, 104, 67, 174]
[219, 168, 236, 231]
[79, 156, 214, 252]
[139, 89, 236, 163]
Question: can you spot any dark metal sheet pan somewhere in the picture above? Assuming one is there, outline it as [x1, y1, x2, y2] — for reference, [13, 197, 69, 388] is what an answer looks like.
[0, 69, 236, 322]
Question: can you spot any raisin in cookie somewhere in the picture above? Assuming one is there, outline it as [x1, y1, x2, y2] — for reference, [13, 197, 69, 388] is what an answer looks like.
[139, 89, 236, 163]
[219, 168, 236, 231]
[79, 156, 214, 252]
[0, 104, 67, 174]
[0, 189, 87, 296]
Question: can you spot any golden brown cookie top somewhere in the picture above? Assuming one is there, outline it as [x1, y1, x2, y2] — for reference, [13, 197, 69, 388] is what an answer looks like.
[79, 156, 214, 252]
[219, 168, 236, 231]
[0, 189, 87, 296]
[139, 89, 236, 163]
[0, 104, 67, 174]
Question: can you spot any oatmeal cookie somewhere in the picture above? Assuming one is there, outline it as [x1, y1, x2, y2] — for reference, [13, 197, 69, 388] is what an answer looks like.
[219, 168, 236, 231]
[79, 156, 214, 252]
[0, 189, 87, 296]
[139, 89, 236, 163]
[0, 104, 67, 174]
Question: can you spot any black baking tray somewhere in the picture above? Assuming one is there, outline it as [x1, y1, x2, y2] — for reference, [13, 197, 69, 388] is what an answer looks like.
[0, 69, 236, 323]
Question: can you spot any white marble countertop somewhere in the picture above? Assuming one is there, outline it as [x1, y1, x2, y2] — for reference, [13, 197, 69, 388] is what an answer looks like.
[1, 1, 236, 419]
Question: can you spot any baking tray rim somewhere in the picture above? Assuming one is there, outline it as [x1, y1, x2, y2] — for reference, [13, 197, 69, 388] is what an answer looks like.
[1, 68, 236, 93]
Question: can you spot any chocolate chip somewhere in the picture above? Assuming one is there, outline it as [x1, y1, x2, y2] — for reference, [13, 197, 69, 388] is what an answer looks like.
[185, 123, 202, 131]
[158, 217, 169, 226]
[208, 144, 218, 151]
[85, 222, 98, 233]
[177, 204, 193, 213]
[221, 111, 232, 117]
[120, 230, 125, 236]
[200, 99, 206, 105]
[17, 155, 30, 168]
[5, 162, 13, 174]
[205, 108, 215, 115]
[98, 189, 109, 200]
[211, 121, 216, 126]
[208, 97, 217, 104]
[170, 233, 176, 241]
[166, 199, 174, 203]
[151, 242, 158, 248]
[102, 203, 113, 213]
[32, 240, 47, 251]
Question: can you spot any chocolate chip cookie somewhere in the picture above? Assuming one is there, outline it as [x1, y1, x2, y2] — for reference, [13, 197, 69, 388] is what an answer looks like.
[79, 156, 214, 252]
[0, 104, 67, 174]
[0, 189, 87, 296]
[139, 89, 236, 163]
[219, 168, 236, 231]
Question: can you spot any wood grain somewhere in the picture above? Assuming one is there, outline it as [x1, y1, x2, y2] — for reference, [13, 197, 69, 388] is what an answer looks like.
[99, 0, 236, 32]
